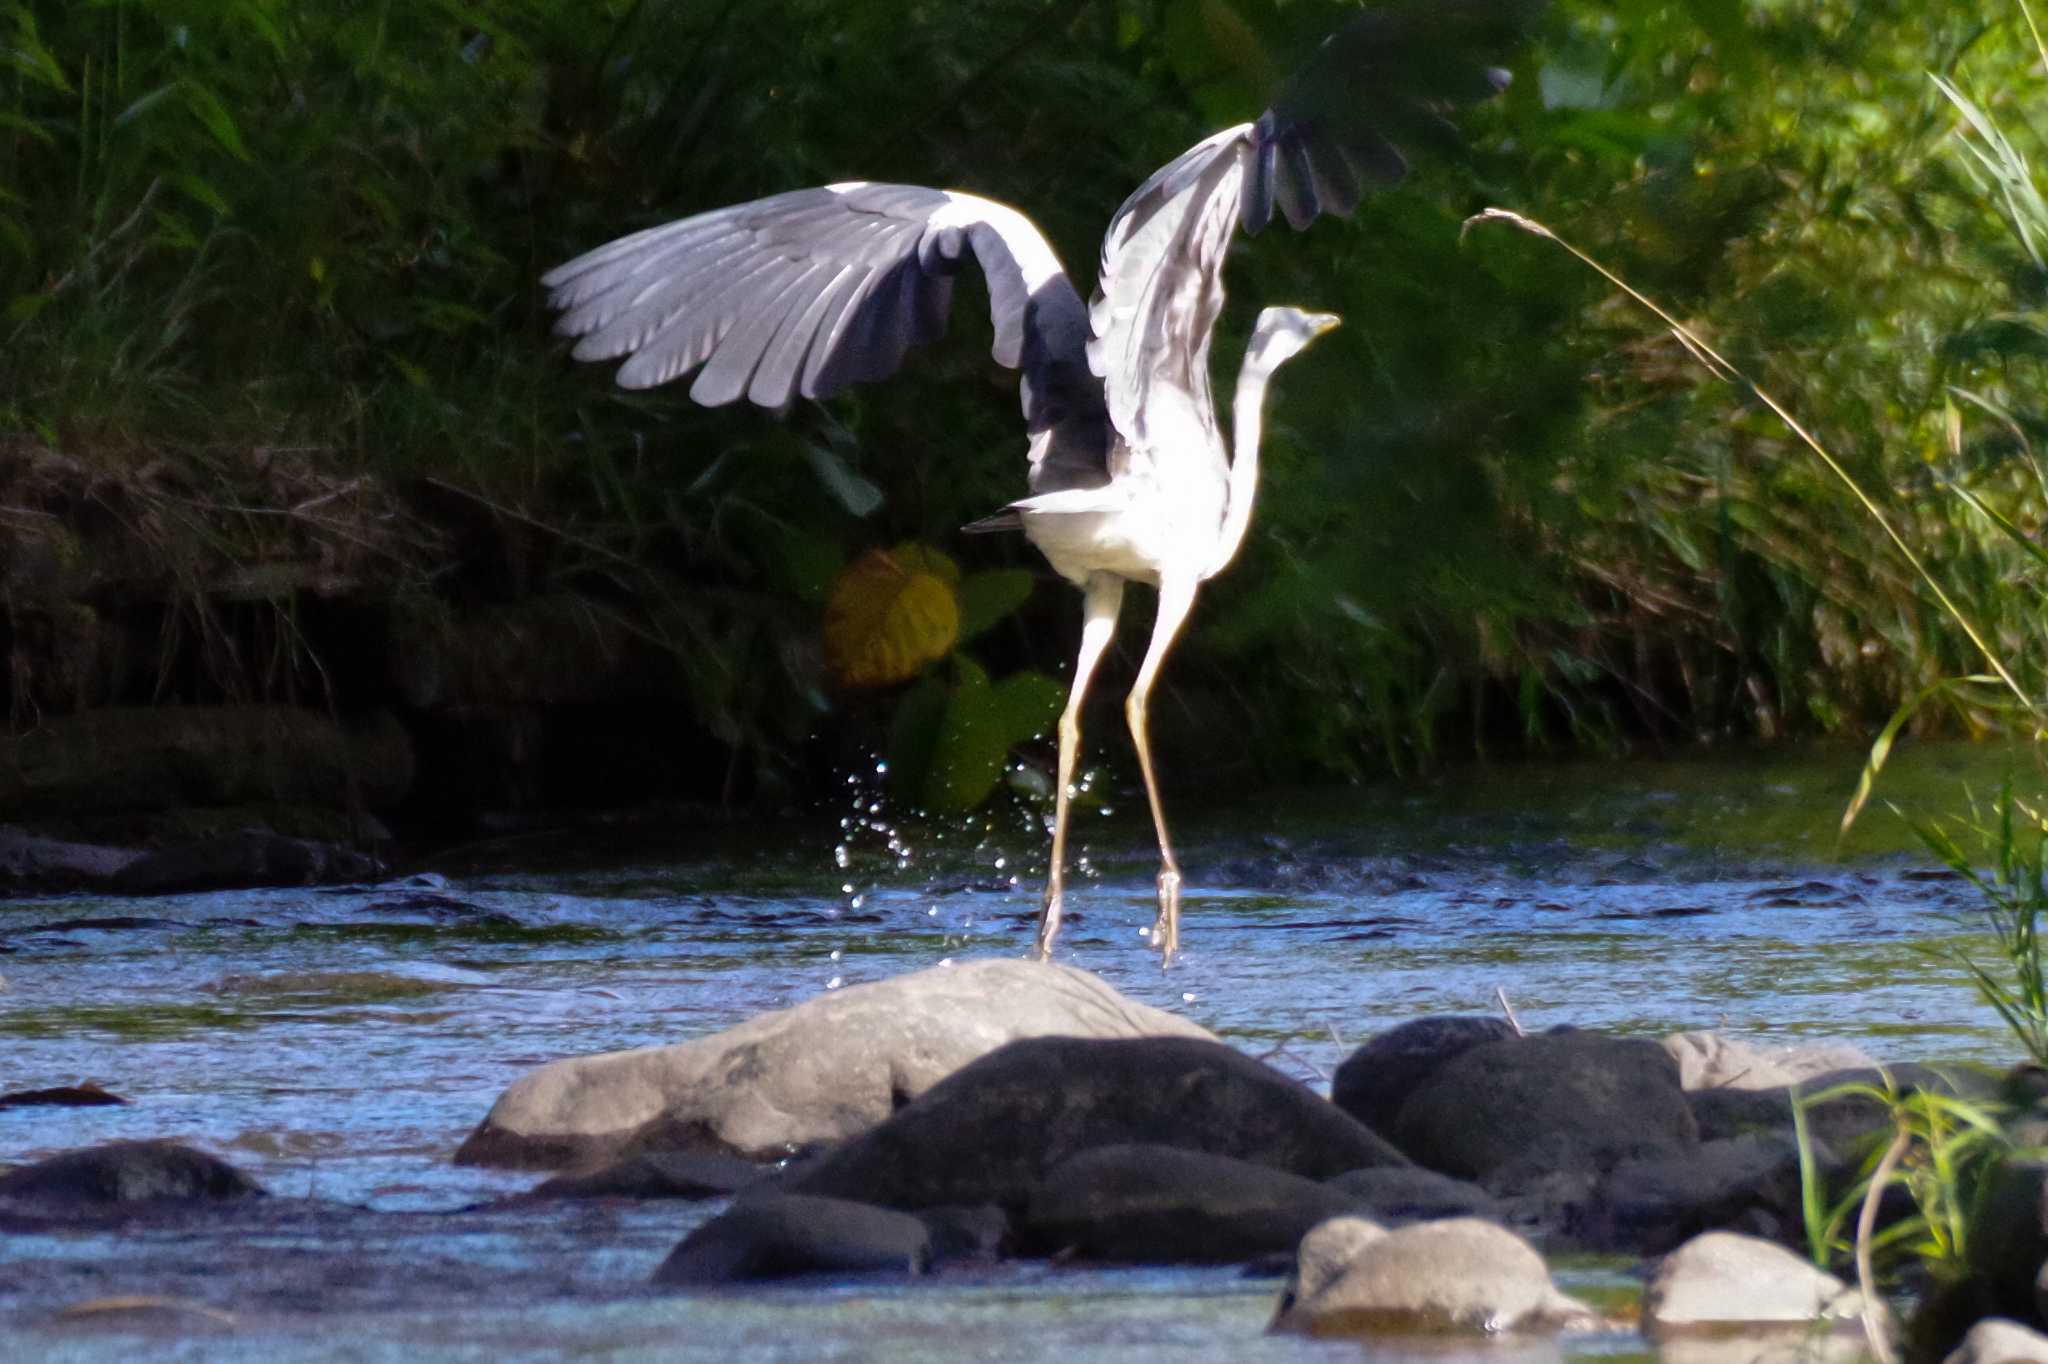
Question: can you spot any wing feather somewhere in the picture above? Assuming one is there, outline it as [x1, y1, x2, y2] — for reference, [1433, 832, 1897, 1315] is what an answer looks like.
[545, 184, 1102, 440]
[1089, 0, 1539, 447]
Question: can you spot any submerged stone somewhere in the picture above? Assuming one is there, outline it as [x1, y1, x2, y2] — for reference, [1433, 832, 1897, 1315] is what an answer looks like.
[0, 1140, 264, 1210]
[653, 1193, 930, 1284]
[530, 1151, 767, 1201]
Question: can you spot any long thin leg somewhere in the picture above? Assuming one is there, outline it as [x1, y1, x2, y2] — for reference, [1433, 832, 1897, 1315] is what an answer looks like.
[1036, 572, 1125, 960]
[1127, 576, 1200, 964]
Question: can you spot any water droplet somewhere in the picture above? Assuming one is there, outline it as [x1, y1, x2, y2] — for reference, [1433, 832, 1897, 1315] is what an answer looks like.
[850, 894, 865, 909]
[938, 957, 953, 967]
[834, 844, 851, 869]
[826, 975, 843, 990]
[875, 760, 889, 774]
[926, 906, 939, 917]
[841, 883, 855, 895]
[1181, 992, 1199, 1003]
[994, 857, 1007, 870]
[830, 948, 843, 962]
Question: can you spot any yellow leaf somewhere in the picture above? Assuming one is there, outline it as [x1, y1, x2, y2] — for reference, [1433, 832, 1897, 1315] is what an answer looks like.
[823, 545, 960, 687]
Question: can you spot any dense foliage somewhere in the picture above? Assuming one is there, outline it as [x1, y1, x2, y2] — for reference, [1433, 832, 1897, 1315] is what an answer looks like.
[3, 0, 2044, 801]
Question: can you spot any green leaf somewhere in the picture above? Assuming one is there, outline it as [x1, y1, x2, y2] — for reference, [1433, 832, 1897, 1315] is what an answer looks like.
[956, 568, 1034, 643]
[989, 669, 1063, 743]
[823, 545, 960, 687]
[182, 80, 251, 161]
[801, 441, 883, 518]
[772, 530, 844, 607]
[114, 82, 185, 128]
[169, 171, 230, 216]
[0, 110, 54, 145]
[922, 658, 1010, 812]
[886, 671, 950, 809]
[5, 290, 50, 323]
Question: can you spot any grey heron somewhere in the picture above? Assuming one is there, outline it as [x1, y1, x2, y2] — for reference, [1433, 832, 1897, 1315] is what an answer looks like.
[542, 2, 1530, 961]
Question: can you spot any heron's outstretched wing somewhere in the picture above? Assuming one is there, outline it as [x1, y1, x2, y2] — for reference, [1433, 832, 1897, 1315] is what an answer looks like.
[544, 183, 1100, 434]
[1089, 0, 1542, 450]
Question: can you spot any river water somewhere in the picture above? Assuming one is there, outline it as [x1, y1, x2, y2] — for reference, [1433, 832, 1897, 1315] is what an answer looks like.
[0, 744, 2029, 1359]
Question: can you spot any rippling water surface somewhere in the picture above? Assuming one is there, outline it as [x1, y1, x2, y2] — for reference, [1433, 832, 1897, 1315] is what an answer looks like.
[0, 744, 2026, 1359]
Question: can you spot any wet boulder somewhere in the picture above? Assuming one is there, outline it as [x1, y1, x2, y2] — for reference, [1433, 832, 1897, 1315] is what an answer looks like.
[1330, 1016, 1517, 1136]
[0, 1083, 129, 1109]
[1020, 1143, 1364, 1263]
[1270, 1215, 1591, 1335]
[113, 829, 384, 894]
[1321, 1166, 1499, 1225]
[1688, 1062, 2000, 1168]
[1576, 1133, 1806, 1252]
[1944, 1318, 2048, 1364]
[653, 1193, 931, 1284]
[919, 1203, 1012, 1262]
[529, 1151, 767, 1201]
[783, 1034, 1406, 1212]
[1388, 1029, 1697, 1185]
[1960, 1157, 2048, 1329]
[455, 959, 1215, 1170]
[1643, 1232, 1878, 1333]
[0, 827, 142, 894]
[0, 1141, 264, 1210]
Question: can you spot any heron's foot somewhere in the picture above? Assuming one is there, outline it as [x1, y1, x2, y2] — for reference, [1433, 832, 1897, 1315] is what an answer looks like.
[1151, 867, 1182, 965]
[1034, 881, 1065, 962]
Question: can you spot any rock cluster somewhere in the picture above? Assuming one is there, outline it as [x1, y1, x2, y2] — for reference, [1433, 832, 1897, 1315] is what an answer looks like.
[14, 958, 2037, 1354]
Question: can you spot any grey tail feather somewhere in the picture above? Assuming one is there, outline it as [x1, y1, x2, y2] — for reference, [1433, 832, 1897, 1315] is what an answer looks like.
[962, 510, 1023, 534]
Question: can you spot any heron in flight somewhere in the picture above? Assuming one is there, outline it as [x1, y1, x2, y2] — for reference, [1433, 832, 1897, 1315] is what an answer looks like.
[543, 3, 1529, 961]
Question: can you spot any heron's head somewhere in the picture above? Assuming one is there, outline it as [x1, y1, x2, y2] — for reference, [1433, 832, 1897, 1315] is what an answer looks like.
[1249, 306, 1342, 372]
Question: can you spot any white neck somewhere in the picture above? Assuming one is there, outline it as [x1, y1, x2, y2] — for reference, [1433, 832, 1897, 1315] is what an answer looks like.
[1208, 353, 1279, 578]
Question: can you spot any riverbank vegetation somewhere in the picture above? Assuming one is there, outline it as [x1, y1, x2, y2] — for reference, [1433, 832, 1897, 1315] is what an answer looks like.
[3, 0, 2045, 813]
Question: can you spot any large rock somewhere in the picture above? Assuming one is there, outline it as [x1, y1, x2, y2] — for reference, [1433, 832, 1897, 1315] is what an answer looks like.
[1643, 1232, 1876, 1332]
[1271, 1216, 1591, 1335]
[1322, 1166, 1499, 1225]
[1330, 1016, 1518, 1136]
[1664, 1032, 1877, 1091]
[1390, 1030, 1697, 1184]
[0, 1141, 263, 1209]
[1964, 1158, 2048, 1327]
[113, 829, 383, 894]
[783, 1034, 1406, 1211]
[1691, 1063, 2001, 1149]
[652, 1193, 930, 1284]
[0, 827, 141, 893]
[1578, 1134, 1805, 1252]
[1944, 1319, 2048, 1364]
[455, 960, 1214, 1169]
[1020, 1144, 1363, 1263]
